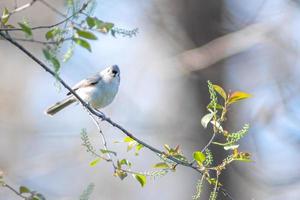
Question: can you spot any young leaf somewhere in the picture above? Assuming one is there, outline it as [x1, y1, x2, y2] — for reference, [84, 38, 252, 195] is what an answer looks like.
[18, 22, 32, 36]
[86, 17, 96, 28]
[213, 84, 227, 100]
[127, 141, 137, 151]
[193, 151, 206, 165]
[63, 46, 74, 62]
[224, 144, 239, 150]
[135, 144, 144, 155]
[50, 56, 60, 73]
[98, 22, 114, 33]
[114, 169, 127, 180]
[153, 162, 170, 169]
[234, 152, 252, 162]
[45, 28, 60, 40]
[135, 144, 143, 151]
[164, 144, 171, 152]
[42, 49, 51, 60]
[133, 174, 146, 187]
[73, 38, 92, 52]
[76, 29, 98, 40]
[89, 158, 101, 167]
[1, 8, 9, 25]
[94, 18, 104, 27]
[124, 136, 134, 142]
[19, 186, 30, 194]
[42, 49, 60, 72]
[100, 149, 117, 156]
[228, 91, 252, 104]
[120, 159, 131, 167]
[201, 113, 214, 128]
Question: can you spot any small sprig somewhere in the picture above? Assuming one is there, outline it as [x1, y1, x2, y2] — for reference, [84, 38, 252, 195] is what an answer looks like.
[192, 81, 252, 199]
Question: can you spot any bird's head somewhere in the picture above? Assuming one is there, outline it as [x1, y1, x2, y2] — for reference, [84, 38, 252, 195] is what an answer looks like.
[101, 65, 120, 81]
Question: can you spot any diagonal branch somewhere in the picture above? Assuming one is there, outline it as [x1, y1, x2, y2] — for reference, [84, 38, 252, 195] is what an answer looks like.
[0, 31, 234, 200]
[3, 183, 26, 199]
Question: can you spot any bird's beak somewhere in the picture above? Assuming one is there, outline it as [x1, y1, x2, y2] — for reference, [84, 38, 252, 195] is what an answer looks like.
[112, 70, 118, 77]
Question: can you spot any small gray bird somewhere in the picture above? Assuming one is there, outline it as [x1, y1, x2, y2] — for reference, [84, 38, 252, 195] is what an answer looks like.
[45, 65, 120, 116]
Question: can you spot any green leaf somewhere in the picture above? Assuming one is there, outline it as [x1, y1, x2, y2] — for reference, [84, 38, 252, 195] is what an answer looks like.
[97, 22, 114, 33]
[63, 46, 74, 62]
[73, 38, 91, 52]
[1, 8, 9, 25]
[124, 136, 134, 143]
[201, 113, 214, 128]
[42, 49, 51, 60]
[193, 151, 206, 165]
[94, 18, 104, 27]
[86, 17, 96, 28]
[100, 149, 117, 156]
[114, 169, 127, 180]
[19, 186, 30, 194]
[134, 144, 144, 155]
[173, 154, 188, 162]
[228, 91, 252, 104]
[123, 137, 137, 151]
[42, 49, 60, 72]
[164, 144, 171, 152]
[135, 144, 143, 151]
[89, 158, 101, 167]
[118, 159, 131, 167]
[45, 28, 60, 40]
[18, 22, 32, 36]
[50, 56, 60, 72]
[234, 152, 252, 162]
[224, 144, 239, 150]
[153, 162, 169, 169]
[207, 178, 223, 187]
[207, 103, 223, 110]
[76, 29, 98, 40]
[133, 174, 146, 187]
[127, 141, 137, 151]
[213, 84, 227, 100]
[235, 158, 252, 162]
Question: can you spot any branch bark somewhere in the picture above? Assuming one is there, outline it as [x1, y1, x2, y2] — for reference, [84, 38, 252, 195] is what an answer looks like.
[0, 30, 233, 200]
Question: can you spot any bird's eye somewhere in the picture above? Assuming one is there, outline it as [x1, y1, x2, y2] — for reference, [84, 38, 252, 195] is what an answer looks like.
[112, 70, 118, 75]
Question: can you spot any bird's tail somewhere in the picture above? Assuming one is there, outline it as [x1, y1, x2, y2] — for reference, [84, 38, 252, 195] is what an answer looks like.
[45, 96, 76, 116]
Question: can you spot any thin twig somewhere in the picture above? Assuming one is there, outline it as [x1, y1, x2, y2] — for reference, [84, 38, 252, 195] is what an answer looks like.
[10, 0, 37, 15]
[0, 1, 90, 31]
[0, 37, 71, 45]
[201, 133, 216, 153]
[38, 0, 67, 18]
[3, 183, 26, 199]
[87, 109, 116, 169]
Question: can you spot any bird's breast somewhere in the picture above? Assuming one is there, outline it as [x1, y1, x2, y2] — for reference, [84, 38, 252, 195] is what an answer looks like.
[88, 80, 119, 109]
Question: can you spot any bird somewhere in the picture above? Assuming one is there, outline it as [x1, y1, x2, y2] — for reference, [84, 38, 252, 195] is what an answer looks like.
[45, 65, 120, 116]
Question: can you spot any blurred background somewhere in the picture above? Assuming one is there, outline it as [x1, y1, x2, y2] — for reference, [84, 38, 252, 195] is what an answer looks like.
[1, 0, 300, 199]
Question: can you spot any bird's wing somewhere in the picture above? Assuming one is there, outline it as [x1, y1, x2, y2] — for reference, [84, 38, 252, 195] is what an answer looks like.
[67, 74, 102, 95]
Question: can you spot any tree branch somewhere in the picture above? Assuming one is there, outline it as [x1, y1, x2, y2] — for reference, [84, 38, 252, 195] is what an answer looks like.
[0, 31, 234, 200]
[3, 184, 26, 199]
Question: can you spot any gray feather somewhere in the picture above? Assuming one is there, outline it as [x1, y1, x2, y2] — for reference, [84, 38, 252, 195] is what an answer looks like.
[67, 74, 101, 95]
[45, 97, 76, 116]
